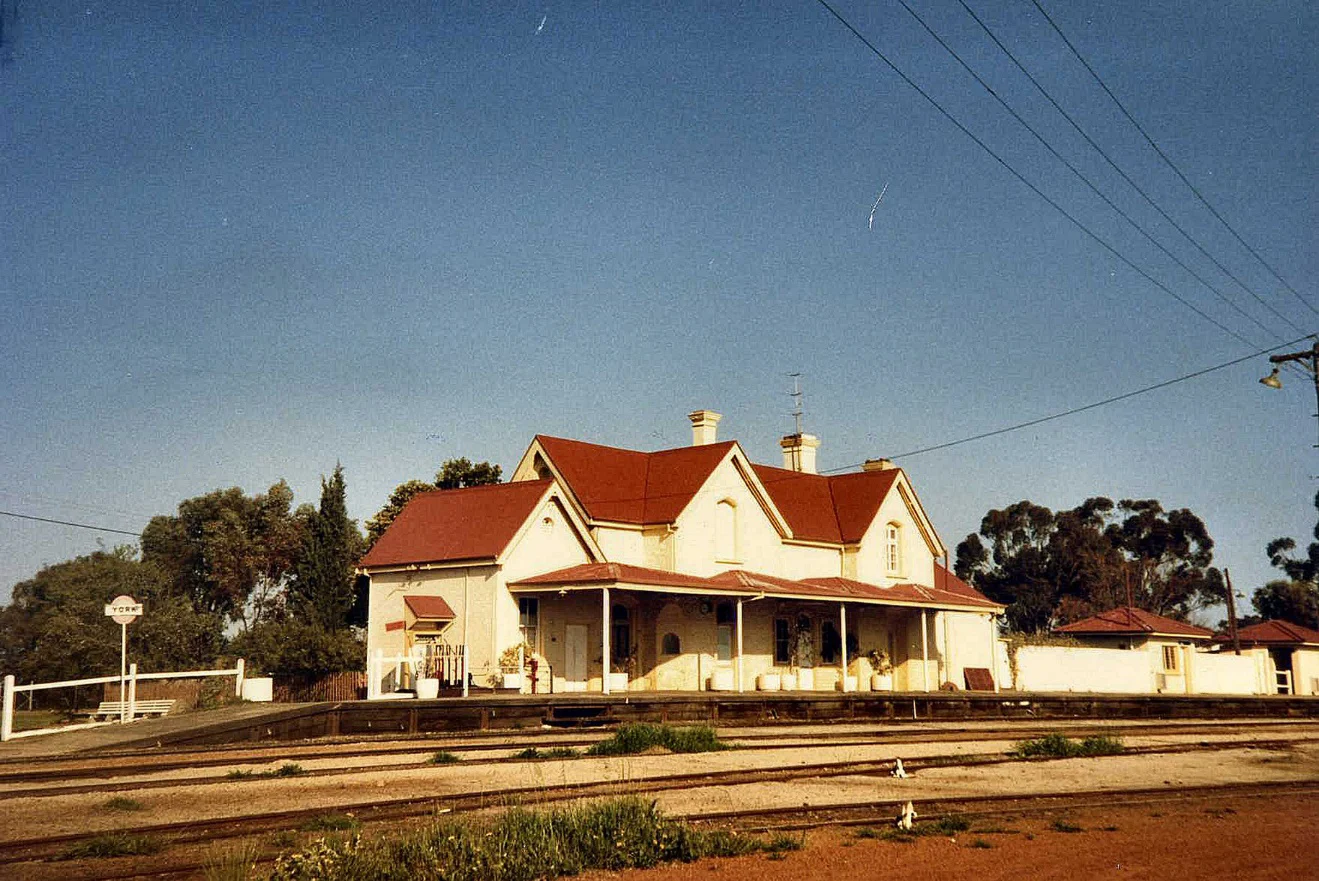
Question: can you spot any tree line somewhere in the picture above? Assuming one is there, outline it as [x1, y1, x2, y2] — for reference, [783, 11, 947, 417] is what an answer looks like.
[955, 492, 1319, 634]
[0, 459, 501, 689]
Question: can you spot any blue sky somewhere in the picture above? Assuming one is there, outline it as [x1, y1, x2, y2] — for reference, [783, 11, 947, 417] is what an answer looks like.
[2, 1, 1316, 621]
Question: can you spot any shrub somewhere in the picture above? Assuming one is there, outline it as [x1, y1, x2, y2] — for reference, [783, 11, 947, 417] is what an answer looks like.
[269, 798, 774, 881]
[586, 723, 727, 756]
[100, 796, 145, 812]
[1012, 733, 1123, 758]
[431, 751, 461, 764]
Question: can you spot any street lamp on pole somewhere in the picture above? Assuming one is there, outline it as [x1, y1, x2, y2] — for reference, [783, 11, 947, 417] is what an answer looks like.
[1260, 340, 1319, 449]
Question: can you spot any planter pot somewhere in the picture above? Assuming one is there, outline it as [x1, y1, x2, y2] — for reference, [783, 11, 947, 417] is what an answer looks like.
[871, 673, 893, 692]
[780, 673, 798, 691]
[606, 672, 630, 693]
[757, 673, 781, 692]
[415, 678, 440, 700]
[502, 673, 524, 691]
[837, 675, 859, 693]
[241, 677, 273, 702]
[796, 668, 815, 691]
[708, 668, 735, 692]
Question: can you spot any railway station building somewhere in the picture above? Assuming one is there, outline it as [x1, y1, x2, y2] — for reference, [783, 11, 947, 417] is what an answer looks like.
[359, 411, 1004, 697]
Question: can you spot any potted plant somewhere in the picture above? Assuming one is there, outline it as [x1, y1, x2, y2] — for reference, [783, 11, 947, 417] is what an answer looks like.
[607, 645, 636, 693]
[498, 642, 533, 691]
[867, 648, 894, 691]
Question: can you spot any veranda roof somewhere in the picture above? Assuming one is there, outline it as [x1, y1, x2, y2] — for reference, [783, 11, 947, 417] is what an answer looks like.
[509, 562, 1002, 613]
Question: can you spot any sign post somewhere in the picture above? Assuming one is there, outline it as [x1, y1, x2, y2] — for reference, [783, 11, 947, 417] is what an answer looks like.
[104, 596, 143, 723]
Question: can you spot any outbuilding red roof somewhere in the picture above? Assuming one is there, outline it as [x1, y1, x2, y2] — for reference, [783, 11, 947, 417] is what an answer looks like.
[404, 595, 456, 619]
[535, 435, 735, 524]
[1219, 619, 1319, 646]
[1055, 607, 1213, 640]
[359, 480, 552, 568]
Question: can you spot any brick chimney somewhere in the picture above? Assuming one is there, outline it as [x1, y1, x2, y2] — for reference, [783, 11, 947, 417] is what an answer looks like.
[780, 433, 821, 473]
[688, 410, 723, 446]
[862, 458, 896, 472]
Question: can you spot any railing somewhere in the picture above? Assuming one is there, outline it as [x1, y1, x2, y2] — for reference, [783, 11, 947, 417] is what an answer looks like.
[2, 660, 245, 742]
[369, 645, 468, 700]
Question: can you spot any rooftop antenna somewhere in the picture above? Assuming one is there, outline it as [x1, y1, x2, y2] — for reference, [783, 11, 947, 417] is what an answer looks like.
[788, 373, 805, 436]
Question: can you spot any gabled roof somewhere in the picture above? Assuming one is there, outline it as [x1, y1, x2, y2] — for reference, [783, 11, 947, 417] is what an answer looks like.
[359, 480, 553, 569]
[749, 464, 904, 544]
[533, 435, 735, 524]
[1055, 606, 1214, 640]
[1219, 619, 1319, 647]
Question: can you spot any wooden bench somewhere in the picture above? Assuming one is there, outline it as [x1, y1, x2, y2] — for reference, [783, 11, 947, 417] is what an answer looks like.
[89, 699, 176, 720]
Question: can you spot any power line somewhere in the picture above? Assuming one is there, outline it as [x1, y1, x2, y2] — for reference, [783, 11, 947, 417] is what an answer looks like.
[890, 0, 1293, 348]
[0, 510, 142, 537]
[810, 0, 1258, 349]
[1029, 0, 1319, 319]
[831, 335, 1315, 464]
[954, 0, 1309, 337]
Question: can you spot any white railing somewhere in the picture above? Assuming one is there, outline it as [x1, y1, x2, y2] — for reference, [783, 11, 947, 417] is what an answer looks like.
[1, 660, 245, 742]
[369, 645, 468, 700]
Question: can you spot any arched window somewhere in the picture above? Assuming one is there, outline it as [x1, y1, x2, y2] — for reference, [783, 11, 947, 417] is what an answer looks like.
[715, 499, 738, 562]
[885, 523, 902, 574]
[661, 633, 681, 655]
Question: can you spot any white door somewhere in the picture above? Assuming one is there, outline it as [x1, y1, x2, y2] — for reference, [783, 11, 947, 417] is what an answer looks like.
[564, 624, 588, 692]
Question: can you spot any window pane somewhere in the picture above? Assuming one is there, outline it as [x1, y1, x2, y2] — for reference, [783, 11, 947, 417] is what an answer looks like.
[773, 619, 790, 665]
[716, 625, 732, 661]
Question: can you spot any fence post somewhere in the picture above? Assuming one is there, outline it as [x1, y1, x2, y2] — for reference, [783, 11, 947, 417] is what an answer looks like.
[127, 663, 138, 722]
[462, 644, 470, 698]
[235, 658, 246, 697]
[2, 675, 14, 742]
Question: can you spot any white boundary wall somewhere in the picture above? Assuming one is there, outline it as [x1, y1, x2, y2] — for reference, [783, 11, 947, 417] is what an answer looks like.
[1189, 652, 1267, 695]
[1009, 644, 1150, 693]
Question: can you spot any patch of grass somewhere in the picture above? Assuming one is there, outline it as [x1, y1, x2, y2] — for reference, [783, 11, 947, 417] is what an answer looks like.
[969, 838, 993, 849]
[203, 840, 263, 881]
[430, 751, 461, 764]
[1051, 819, 1084, 833]
[854, 827, 879, 840]
[58, 832, 163, 860]
[1101, 825, 1120, 832]
[269, 797, 781, 881]
[763, 832, 805, 853]
[298, 814, 359, 833]
[585, 723, 728, 756]
[932, 816, 972, 835]
[269, 830, 300, 849]
[228, 763, 305, 780]
[11, 710, 63, 732]
[1011, 733, 1124, 759]
[100, 795, 145, 812]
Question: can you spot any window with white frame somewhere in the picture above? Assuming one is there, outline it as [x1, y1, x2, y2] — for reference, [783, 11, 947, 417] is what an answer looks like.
[1161, 644, 1180, 672]
[519, 597, 539, 651]
[715, 499, 738, 562]
[885, 523, 902, 574]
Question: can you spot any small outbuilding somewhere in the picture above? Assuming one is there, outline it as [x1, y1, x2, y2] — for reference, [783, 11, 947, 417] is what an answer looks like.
[1214, 620, 1319, 696]
[1054, 607, 1214, 694]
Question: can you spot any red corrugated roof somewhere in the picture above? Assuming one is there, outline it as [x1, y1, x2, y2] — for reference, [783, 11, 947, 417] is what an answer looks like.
[513, 564, 1001, 610]
[404, 595, 456, 619]
[359, 480, 552, 568]
[749, 464, 901, 544]
[1220, 619, 1319, 646]
[1055, 606, 1213, 639]
[535, 435, 734, 524]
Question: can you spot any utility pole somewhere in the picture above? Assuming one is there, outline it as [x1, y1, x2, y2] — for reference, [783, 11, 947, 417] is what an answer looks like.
[1224, 569, 1241, 656]
[1260, 340, 1319, 449]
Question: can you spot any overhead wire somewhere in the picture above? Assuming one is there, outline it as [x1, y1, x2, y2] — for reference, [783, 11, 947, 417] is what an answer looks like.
[0, 510, 142, 537]
[955, 0, 1309, 337]
[809, 0, 1259, 349]
[889, 0, 1294, 348]
[1029, 0, 1319, 320]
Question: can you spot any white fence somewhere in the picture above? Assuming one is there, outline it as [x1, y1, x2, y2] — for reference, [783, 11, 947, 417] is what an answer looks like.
[999, 642, 1271, 696]
[369, 645, 469, 700]
[1, 660, 245, 742]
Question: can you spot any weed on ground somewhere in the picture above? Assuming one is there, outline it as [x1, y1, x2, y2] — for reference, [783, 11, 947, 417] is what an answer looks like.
[430, 751, 461, 764]
[228, 762, 305, 780]
[1012, 733, 1124, 759]
[586, 723, 728, 756]
[58, 832, 163, 860]
[298, 814, 360, 833]
[203, 840, 263, 881]
[269, 797, 791, 881]
[99, 796, 145, 812]
[1051, 819, 1084, 833]
[514, 746, 580, 760]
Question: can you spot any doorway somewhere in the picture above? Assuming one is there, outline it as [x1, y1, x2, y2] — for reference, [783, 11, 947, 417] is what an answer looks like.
[564, 624, 588, 692]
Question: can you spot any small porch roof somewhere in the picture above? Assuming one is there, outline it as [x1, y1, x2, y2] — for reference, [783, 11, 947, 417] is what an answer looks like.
[404, 595, 457, 620]
[509, 562, 1003, 613]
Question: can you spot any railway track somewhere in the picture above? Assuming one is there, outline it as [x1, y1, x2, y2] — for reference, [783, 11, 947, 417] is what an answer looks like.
[0, 734, 1310, 865]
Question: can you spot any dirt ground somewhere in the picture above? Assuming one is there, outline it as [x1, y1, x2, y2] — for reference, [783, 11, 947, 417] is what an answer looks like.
[589, 791, 1318, 881]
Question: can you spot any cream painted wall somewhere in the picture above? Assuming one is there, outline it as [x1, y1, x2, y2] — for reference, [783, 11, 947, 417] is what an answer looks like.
[854, 481, 937, 587]
[779, 542, 845, 580]
[365, 565, 499, 679]
[592, 525, 644, 564]
[1291, 647, 1319, 696]
[1010, 644, 1152, 693]
[1190, 652, 1267, 694]
[671, 457, 785, 577]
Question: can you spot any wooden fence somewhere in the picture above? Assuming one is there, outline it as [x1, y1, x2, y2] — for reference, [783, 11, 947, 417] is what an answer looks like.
[273, 671, 367, 703]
